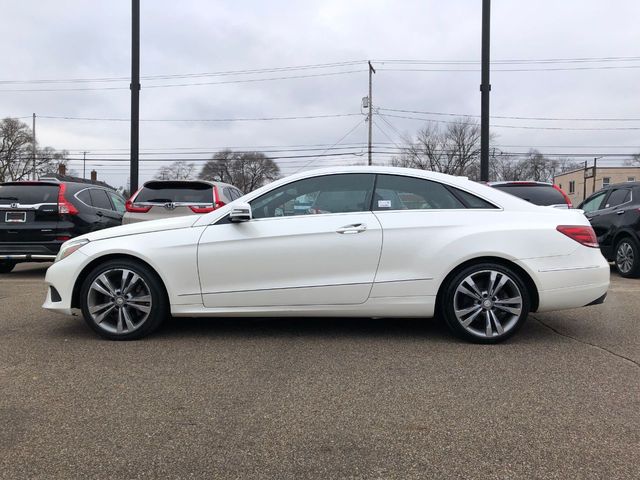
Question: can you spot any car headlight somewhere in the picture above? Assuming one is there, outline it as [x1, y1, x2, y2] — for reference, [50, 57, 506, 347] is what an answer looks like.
[55, 238, 90, 262]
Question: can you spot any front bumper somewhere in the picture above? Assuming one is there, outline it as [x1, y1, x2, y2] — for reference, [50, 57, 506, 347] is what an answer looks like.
[1, 241, 62, 261]
[42, 250, 90, 316]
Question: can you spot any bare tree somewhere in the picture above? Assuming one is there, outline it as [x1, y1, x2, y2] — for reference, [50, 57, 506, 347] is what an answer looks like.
[0, 117, 70, 181]
[155, 161, 196, 181]
[199, 150, 280, 192]
[391, 117, 482, 179]
[627, 152, 640, 166]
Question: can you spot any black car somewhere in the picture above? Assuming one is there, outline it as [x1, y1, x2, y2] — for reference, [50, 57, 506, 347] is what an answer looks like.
[488, 181, 573, 208]
[579, 181, 640, 278]
[0, 180, 126, 273]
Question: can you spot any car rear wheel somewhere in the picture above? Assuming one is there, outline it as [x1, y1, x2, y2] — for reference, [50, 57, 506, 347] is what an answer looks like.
[615, 237, 640, 278]
[79, 259, 168, 340]
[441, 263, 530, 343]
[0, 260, 17, 273]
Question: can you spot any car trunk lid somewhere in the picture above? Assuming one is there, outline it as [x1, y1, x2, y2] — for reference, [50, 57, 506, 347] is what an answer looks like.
[0, 182, 62, 243]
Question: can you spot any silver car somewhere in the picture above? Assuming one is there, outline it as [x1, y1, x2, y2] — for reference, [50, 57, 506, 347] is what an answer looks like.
[123, 180, 243, 224]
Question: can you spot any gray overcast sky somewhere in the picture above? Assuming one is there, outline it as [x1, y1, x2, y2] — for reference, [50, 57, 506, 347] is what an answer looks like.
[1, 0, 639, 188]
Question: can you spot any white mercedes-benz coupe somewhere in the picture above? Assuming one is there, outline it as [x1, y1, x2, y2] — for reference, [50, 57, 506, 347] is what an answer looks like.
[43, 166, 609, 343]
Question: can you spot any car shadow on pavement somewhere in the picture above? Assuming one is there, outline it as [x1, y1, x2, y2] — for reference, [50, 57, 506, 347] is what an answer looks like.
[158, 316, 461, 344]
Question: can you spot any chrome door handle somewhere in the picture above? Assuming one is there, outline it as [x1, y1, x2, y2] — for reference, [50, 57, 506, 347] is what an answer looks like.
[616, 210, 625, 215]
[336, 223, 367, 234]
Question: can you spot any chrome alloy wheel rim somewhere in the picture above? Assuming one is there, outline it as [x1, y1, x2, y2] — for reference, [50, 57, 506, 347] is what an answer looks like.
[453, 270, 523, 339]
[87, 269, 152, 334]
[616, 242, 634, 274]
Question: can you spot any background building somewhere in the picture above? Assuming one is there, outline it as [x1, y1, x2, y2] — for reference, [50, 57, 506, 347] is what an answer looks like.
[554, 165, 640, 204]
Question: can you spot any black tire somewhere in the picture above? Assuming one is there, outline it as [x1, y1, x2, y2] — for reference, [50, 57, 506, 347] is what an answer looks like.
[0, 261, 17, 274]
[614, 236, 640, 278]
[79, 258, 168, 340]
[441, 262, 531, 344]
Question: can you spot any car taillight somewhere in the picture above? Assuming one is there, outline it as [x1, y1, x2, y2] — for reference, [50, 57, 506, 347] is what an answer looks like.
[212, 185, 227, 210]
[189, 205, 215, 213]
[556, 225, 599, 248]
[553, 184, 573, 208]
[125, 187, 152, 213]
[125, 200, 152, 213]
[58, 184, 78, 215]
[56, 236, 71, 242]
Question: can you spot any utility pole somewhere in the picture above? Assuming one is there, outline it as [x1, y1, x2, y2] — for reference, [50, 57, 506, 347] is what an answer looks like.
[583, 159, 588, 202]
[82, 151, 89, 179]
[367, 61, 376, 166]
[592, 156, 599, 193]
[480, 0, 491, 182]
[130, 0, 141, 192]
[32, 113, 37, 180]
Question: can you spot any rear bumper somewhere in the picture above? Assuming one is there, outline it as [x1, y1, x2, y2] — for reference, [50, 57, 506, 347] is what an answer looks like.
[0, 241, 62, 260]
[2, 254, 56, 261]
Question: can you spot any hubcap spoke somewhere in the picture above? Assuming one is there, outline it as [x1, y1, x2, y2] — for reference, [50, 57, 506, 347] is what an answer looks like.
[484, 311, 493, 336]
[494, 296, 522, 306]
[89, 302, 113, 315]
[461, 307, 483, 327]
[93, 305, 115, 323]
[457, 284, 483, 301]
[491, 275, 509, 297]
[494, 304, 521, 315]
[489, 310, 504, 335]
[122, 307, 136, 331]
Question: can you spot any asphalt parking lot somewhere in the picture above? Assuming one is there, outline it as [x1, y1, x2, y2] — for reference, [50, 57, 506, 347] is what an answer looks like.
[0, 263, 638, 479]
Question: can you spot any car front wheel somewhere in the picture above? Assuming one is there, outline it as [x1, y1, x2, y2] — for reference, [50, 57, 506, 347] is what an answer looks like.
[441, 263, 530, 343]
[615, 237, 640, 278]
[79, 259, 168, 340]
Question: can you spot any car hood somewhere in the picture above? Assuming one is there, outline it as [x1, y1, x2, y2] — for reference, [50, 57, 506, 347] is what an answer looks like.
[83, 215, 199, 242]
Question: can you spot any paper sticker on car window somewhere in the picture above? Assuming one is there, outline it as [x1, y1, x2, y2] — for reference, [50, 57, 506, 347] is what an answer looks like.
[378, 200, 392, 208]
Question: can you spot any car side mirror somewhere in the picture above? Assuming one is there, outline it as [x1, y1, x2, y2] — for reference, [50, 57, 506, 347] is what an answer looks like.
[229, 202, 252, 223]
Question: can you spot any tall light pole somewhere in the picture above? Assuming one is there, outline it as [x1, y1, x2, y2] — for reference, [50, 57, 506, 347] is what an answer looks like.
[367, 61, 376, 166]
[130, 0, 141, 192]
[32, 113, 37, 180]
[480, 0, 491, 182]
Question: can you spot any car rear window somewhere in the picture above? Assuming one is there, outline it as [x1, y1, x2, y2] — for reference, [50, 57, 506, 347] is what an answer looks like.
[0, 183, 59, 205]
[493, 184, 566, 206]
[135, 182, 213, 203]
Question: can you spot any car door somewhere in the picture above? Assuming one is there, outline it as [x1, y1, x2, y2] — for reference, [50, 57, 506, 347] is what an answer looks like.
[589, 188, 632, 255]
[107, 192, 126, 226]
[89, 189, 122, 228]
[579, 190, 611, 242]
[197, 173, 382, 308]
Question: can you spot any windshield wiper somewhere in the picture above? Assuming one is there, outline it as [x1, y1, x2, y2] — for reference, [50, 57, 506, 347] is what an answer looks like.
[144, 198, 174, 203]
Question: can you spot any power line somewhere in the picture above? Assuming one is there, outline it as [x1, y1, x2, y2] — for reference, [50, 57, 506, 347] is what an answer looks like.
[378, 107, 640, 122]
[381, 113, 640, 131]
[0, 70, 366, 93]
[37, 113, 363, 122]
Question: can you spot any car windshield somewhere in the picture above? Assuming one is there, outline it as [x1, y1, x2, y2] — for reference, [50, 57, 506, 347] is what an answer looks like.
[135, 182, 213, 203]
[0, 184, 59, 205]
[493, 184, 566, 206]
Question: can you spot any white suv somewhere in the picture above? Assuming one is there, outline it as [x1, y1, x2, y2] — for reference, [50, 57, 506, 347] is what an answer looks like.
[123, 180, 243, 224]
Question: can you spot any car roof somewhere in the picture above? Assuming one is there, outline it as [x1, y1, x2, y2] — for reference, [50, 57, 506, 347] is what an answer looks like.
[141, 179, 237, 189]
[602, 181, 640, 190]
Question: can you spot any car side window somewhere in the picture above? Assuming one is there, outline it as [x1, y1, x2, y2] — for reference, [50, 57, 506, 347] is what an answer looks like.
[222, 187, 233, 202]
[108, 192, 126, 214]
[450, 187, 497, 208]
[580, 191, 607, 213]
[250, 174, 375, 219]
[604, 189, 630, 209]
[76, 189, 92, 206]
[89, 189, 113, 210]
[233, 188, 243, 199]
[373, 175, 465, 210]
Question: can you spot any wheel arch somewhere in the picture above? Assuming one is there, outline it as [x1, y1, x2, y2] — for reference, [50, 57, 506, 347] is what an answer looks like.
[435, 256, 540, 314]
[612, 228, 640, 250]
[71, 253, 168, 309]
